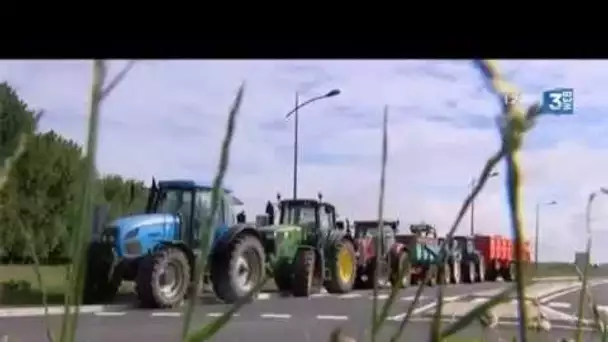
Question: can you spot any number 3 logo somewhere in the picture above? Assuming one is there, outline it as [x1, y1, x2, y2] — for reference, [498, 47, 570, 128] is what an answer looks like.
[549, 93, 562, 110]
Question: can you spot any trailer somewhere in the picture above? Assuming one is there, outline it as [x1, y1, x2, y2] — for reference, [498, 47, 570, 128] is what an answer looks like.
[472, 235, 531, 282]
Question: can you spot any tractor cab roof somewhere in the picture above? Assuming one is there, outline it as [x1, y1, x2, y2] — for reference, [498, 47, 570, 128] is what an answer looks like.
[279, 198, 334, 209]
[155, 179, 242, 205]
[409, 222, 437, 237]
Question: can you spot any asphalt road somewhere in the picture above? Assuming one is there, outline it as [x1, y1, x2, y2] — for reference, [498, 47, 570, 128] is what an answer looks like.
[2, 279, 608, 342]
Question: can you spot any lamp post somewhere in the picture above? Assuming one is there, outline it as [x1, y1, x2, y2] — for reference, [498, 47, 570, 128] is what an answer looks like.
[469, 171, 500, 236]
[534, 200, 557, 269]
[284, 89, 341, 199]
[575, 187, 608, 340]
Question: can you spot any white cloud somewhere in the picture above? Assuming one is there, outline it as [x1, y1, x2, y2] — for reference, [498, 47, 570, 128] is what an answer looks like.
[0, 59, 606, 262]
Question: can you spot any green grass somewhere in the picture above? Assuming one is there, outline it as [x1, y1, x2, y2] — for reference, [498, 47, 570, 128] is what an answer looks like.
[0, 264, 132, 306]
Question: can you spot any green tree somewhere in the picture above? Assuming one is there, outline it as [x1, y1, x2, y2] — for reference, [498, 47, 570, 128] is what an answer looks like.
[97, 174, 147, 220]
[0, 131, 85, 261]
[0, 82, 37, 164]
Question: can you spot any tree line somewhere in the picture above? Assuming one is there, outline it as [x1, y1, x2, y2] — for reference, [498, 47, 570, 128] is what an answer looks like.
[0, 82, 148, 264]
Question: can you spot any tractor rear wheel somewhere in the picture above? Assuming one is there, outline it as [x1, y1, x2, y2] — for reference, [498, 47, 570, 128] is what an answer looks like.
[211, 234, 266, 303]
[449, 260, 461, 284]
[475, 256, 486, 282]
[438, 263, 450, 285]
[136, 247, 191, 308]
[503, 262, 516, 282]
[426, 265, 437, 287]
[292, 248, 315, 297]
[325, 240, 357, 293]
[82, 242, 121, 304]
[462, 261, 476, 283]
[390, 251, 410, 288]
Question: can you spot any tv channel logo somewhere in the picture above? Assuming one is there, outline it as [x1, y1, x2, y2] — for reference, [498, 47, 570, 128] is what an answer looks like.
[541, 88, 574, 115]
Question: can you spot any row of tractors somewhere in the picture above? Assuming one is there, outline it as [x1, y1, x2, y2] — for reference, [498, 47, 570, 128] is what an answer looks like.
[82, 179, 531, 309]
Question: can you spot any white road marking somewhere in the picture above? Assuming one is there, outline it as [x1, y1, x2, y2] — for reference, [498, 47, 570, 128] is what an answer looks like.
[400, 295, 426, 301]
[151, 312, 182, 317]
[205, 312, 240, 317]
[94, 312, 127, 316]
[256, 293, 270, 300]
[316, 315, 348, 321]
[388, 294, 467, 320]
[0, 305, 107, 317]
[339, 293, 362, 299]
[369, 294, 389, 300]
[261, 313, 291, 319]
[539, 285, 584, 303]
[311, 293, 329, 298]
[547, 302, 571, 309]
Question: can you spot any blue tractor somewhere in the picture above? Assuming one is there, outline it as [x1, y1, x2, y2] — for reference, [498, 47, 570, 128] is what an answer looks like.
[83, 179, 266, 308]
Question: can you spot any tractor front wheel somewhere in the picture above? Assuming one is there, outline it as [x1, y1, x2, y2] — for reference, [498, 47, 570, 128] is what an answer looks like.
[136, 247, 191, 308]
[211, 234, 266, 303]
[390, 251, 410, 288]
[325, 240, 357, 293]
[292, 248, 315, 297]
[82, 242, 121, 304]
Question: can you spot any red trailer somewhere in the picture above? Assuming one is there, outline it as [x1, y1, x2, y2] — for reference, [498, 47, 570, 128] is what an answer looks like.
[473, 235, 531, 282]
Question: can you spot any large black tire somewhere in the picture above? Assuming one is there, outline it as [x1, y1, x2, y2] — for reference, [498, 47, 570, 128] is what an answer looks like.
[292, 248, 315, 297]
[136, 247, 191, 308]
[211, 235, 266, 303]
[462, 260, 476, 284]
[390, 251, 410, 288]
[426, 265, 437, 287]
[475, 256, 486, 283]
[325, 240, 357, 293]
[82, 242, 120, 304]
[357, 259, 389, 289]
[450, 260, 461, 284]
[502, 262, 516, 282]
[437, 263, 450, 285]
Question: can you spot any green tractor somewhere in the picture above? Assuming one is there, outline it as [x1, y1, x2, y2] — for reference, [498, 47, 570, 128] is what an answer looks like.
[258, 193, 358, 297]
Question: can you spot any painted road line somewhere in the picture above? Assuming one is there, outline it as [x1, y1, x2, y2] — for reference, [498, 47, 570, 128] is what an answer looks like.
[311, 293, 329, 298]
[339, 293, 362, 299]
[400, 295, 427, 301]
[257, 293, 271, 300]
[388, 295, 465, 320]
[547, 302, 571, 309]
[206, 312, 240, 318]
[0, 305, 107, 317]
[316, 315, 348, 321]
[94, 312, 127, 317]
[369, 294, 389, 300]
[151, 312, 182, 317]
[260, 313, 291, 319]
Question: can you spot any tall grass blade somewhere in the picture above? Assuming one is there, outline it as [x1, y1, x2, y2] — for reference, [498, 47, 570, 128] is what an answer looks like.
[371, 105, 388, 341]
[181, 83, 245, 341]
[59, 60, 107, 342]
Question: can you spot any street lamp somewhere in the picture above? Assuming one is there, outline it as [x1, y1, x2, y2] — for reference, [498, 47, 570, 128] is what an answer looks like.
[576, 187, 608, 340]
[534, 200, 557, 268]
[284, 89, 341, 199]
[469, 171, 500, 236]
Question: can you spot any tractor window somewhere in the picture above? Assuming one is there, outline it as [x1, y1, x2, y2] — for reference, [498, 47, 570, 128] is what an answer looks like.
[319, 207, 331, 231]
[283, 205, 316, 226]
[156, 188, 191, 215]
[194, 190, 212, 223]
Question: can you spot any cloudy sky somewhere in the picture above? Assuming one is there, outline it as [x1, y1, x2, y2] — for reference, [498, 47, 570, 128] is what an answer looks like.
[0, 59, 606, 262]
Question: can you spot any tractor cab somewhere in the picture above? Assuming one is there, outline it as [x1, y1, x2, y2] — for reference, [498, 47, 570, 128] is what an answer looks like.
[144, 179, 242, 247]
[353, 220, 399, 256]
[278, 193, 337, 232]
